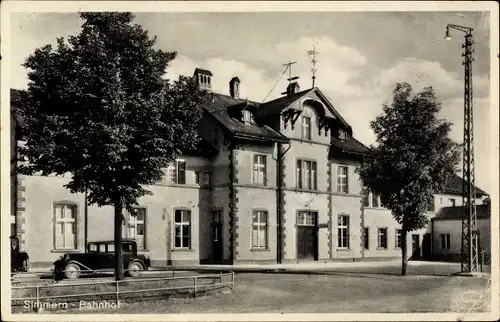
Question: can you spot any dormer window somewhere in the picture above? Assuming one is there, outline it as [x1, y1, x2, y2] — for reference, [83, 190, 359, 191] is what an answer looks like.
[339, 130, 347, 141]
[243, 110, 254, 124]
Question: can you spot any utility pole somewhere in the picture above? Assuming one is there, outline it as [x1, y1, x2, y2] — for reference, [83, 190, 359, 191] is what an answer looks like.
[445, 23, 478, 273]
[307, 46, 319, 88]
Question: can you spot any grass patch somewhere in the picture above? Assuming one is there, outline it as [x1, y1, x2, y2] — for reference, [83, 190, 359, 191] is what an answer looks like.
[12, 273, 233, 313]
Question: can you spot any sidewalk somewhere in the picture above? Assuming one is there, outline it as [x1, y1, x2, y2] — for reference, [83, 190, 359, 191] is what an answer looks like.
[18, 260, 467, 276]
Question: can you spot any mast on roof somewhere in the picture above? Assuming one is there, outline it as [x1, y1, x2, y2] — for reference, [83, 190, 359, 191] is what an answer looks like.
[281, 61, 299, 96]
[307, 46, 319, 88]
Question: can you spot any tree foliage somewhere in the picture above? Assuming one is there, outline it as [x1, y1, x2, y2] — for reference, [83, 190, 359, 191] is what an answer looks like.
[17, 12, 205, 279]
[358, 82, 460, 275]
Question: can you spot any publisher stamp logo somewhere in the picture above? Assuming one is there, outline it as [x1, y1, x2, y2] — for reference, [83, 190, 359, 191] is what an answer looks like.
[453, 291, 488, 312]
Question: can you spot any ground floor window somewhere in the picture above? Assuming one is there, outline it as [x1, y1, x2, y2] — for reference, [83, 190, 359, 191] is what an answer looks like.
[175, 210, 191, 249]
[377, 228, 387, 249]
[440, 234, 451, 250]
[124, 207, 146, 250]
[54, 203, 78, 250]
[337, 215, 349, 249]
[395, 229, 402, 249]
[252, 210, 268, 249]
[363, 227, 369, 249]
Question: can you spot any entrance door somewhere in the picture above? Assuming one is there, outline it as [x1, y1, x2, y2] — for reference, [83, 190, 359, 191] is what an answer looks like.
[211, 211, 223, 264]
[411, 234, 421, 260]
[296, 211, 318, 260]
[422, 233, 432, 260]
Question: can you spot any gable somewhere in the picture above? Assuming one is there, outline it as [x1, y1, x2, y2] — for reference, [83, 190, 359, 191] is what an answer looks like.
[257, 88, 352, 132]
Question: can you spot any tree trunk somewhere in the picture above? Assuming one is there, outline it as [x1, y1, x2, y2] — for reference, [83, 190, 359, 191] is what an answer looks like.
[401, 229, 408, 276]
[114, 201, 124, 281]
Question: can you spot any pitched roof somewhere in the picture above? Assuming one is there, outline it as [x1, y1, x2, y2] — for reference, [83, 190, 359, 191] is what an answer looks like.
[257, 88, 313, 116]
[202, 93, 289, 143]
[194, 68, 213, 76]
[330, 135, 370, 156]
[443, 174, 488, 196]
[433, 204, 491, 220]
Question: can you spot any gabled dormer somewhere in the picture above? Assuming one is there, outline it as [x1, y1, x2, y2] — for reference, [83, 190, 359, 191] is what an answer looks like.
[227, 101, 257, 125]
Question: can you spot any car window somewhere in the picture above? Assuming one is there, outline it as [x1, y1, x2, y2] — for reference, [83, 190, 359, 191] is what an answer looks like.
[122, 243, 132, 252]
[88, 244, 98, 252]
[107, 244, 115, 252]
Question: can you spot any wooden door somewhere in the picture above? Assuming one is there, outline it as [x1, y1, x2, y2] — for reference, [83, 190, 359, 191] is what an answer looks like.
[211, 211, 223, 263]
[296, 211, 318, 260]
[411, 234, 421, 260]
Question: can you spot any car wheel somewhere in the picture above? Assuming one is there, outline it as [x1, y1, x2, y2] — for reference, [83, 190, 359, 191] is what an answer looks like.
[64, 263, 81, 279]
[127, 261, 144, 277]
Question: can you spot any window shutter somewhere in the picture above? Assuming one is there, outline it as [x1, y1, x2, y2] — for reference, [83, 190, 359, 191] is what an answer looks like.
[177, 161, 186, 184]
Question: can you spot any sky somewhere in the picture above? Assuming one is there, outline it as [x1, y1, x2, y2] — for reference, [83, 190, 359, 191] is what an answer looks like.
[9, 11, 494, 193]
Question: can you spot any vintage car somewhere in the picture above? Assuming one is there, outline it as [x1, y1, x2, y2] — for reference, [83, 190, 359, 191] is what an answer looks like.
[53, 239, 151, 279]
[10, 236, 29, 273]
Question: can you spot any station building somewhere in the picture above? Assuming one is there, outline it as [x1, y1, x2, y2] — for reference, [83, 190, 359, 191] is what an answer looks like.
[10, 68, 489, 267]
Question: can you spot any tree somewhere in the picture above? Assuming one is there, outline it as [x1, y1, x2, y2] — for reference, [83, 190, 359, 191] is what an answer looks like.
[358, 83, 460, 276]
[17, 12, 205, 280]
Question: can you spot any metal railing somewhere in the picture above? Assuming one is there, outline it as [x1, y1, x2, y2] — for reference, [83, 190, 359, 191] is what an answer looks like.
[12, 270, 234, 312]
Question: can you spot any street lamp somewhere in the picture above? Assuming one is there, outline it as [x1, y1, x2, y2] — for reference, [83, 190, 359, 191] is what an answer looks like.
[444, 23, 478, 274]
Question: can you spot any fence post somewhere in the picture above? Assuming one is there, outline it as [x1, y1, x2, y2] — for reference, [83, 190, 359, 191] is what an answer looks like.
[193, 276, 197, 298]
[116, 281, 119, 304]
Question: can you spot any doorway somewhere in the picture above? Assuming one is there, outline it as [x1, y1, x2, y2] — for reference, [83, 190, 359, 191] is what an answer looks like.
[211, 210, 223, 264]
[411, 234, 421, 260]
[296, 211, 318, 261]
[422, 233, 432, 260]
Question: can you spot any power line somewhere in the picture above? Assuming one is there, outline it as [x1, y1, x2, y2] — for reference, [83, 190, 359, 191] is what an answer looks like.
[261, 65, 289, 103]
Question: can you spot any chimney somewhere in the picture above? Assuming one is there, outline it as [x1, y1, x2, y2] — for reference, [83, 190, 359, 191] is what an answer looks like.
[193, 68, 213, 91]
[229, 77, 240, 99]
[286, 82, 300, 97]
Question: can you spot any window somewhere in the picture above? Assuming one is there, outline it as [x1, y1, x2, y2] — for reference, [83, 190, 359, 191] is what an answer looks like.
[11, 223, 16, 237]
[195, 171, 200, 184]
[449, 199, 456, 207]
[243, 110, 254, 124]
[337, 215, 349, 249]
[427, 198, 435, 212]
[440, 197, 444, 205]
[297, 211, 316, 226]
[174, 210, 191, 249]
[203, 172, 210, 185]
[252, 155, 267, 185]
[363, 189, 370, 207]
[395, 229, 402, 249]
[363, 227, 369, 249]
[54, 204, 77, 250]
[252, 210, 268, 249]
[440, 234, 451, 250]
[377, 228, 387, 249]
[301, 116, 311, 140]
[337, 166, 348, 193]
[296, 160, 317, 190]
[166, 160, 186, 184]
[124, 207, 146, 250]
[372, 193, 380, 208]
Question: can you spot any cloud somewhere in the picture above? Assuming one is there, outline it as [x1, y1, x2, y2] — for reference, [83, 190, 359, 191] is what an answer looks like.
[165, 35, 492, 192]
